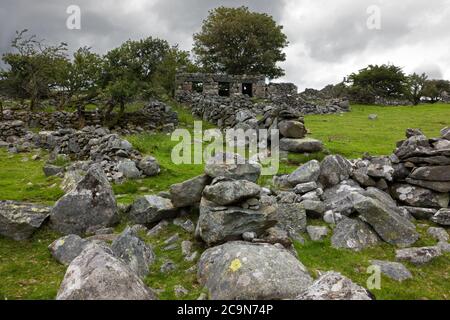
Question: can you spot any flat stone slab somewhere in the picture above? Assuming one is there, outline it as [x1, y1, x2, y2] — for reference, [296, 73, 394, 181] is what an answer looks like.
[279, 138, 323, 153]
[370, 260, 413, 282]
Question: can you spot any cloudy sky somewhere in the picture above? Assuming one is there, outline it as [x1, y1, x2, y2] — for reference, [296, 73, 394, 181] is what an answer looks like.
[1, 0, 449, 90]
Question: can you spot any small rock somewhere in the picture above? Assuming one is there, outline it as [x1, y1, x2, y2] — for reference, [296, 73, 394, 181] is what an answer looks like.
[306, 226, 329, 241]
[174, 285, 189, 298]
[370, 260, 413, 282]
[427, 227, 449, 242]
[160, 260, 177, 273]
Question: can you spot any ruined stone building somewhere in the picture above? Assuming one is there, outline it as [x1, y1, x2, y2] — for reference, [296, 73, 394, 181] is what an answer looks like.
[175, 73, 268, 99]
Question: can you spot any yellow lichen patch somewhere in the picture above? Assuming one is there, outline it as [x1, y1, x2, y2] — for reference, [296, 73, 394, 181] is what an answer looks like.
[229, 259, 242, 272]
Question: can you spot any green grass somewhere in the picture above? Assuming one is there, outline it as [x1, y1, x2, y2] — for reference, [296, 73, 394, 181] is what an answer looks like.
[0, 227, 66, 300]
[306, 104, 450, 158]
[0, 149, 64, 204]
[295, 222, 450, 300]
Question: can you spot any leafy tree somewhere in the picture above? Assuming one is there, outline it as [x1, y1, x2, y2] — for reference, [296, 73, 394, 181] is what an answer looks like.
[406, 73, 428, 105]
[101, 37, 172, 122]
[193, 6, 288, 79]
[1, 30, 68, 110]
[347, 64, 407, 103]
[422, 79, 450, 103]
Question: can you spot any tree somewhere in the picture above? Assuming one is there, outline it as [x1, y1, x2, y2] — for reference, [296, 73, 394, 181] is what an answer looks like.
[101, 37, 172, 123]
[193, 6, 288, 79]
[347, 64, 407, 103]
[1, 30, 68, 110]
[422, 79, 450, 103]
[406, 73, 428, 105]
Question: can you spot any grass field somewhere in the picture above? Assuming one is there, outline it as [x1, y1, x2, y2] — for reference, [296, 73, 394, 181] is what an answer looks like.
[0, 103, 449, 300]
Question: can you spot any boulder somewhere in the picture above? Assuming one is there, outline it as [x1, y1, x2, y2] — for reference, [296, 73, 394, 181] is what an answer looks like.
[293, 182, 318, 195]
[274, 202, 307, 234]
[128, 195, 177, 225]
[56, 245, 156, 300]
[396, 246, 442, 265]
[431, 209, 450, 226]
[0, 201, 51, 241]
[43, 164, 64, 177]
[303, 200, 326, 218]
[196, 197, 277, 246]
[203, 179, 261, 206]
[354, 197, 419, 246]
[319, 155, 352, 188]
[287, 160, 321, 186]
[111, 227, 155, 279]
[366, 157, 394, 181]
[50, 165, 118, 235]
[117, 160, 141, 179]
[390, 184, 449, 209]
[402, 206, 437, 220]
[48, 234, 90, 265]
[370, 260, 413, 282]
[441, 127, 450, 140]
[278, 120, 307, 139]
[279, 138, 323, 153]
[204, 153, 261, 183]
[60, 170, 84, 193]
[169, 175, 211, 208]
[306, 226, 329, 241]
[138, 156, 160, 177]
[331, 218, 380, 251]
[197, 242, 313, 300]
[296, 272, 373, 300]
[322, 181, 365, 216]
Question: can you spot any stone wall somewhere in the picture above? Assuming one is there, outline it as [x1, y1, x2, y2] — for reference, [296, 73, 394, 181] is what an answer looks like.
[0, 120, 28, 142]
[0, 100, 178, 133]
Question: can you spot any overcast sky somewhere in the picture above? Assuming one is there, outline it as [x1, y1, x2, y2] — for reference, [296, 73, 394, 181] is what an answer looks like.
[1, 0, 449, 90]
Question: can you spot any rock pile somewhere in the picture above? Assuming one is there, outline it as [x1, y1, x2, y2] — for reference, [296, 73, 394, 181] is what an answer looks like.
[0, 120, 28, 142]
[32, 126, 160, 182]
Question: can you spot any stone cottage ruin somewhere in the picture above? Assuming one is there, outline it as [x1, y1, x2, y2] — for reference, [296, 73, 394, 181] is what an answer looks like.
[175, 73, 267, 98]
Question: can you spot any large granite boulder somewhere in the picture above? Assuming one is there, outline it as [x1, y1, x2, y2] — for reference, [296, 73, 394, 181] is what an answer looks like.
[296, 272, 373, 300]
[0, 201, 51, 241]
[204, 153, 261, 183]
[111, 227, 155, 279]
[319, 155, 353, 188]
[196, 197, 277, 246]
[169, 175, 211, 208]
[50, 165, 118, 235]
[203, 179, 261, 206]
[128, 195, 177, 225]
[197, 242, 313, 300]
[56, 245, 156, 300]
[331, 218, 380, 251]
[354, 197, 419, 246]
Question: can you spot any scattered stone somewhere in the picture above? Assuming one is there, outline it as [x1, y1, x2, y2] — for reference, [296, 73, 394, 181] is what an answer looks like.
[368, 114, 378, 120]
[296, 272, 373, 300]
[0, 201, 51, 241]
[275, 202, 307, 234]
[111, 227, 155, 279]
[147, 220, 169, 237]
[403, 206, 437, 220]
[137, 156, 160, 176]
[278, 120, 307, 139]
[48, 234, 90, 265]
[303, 200, 326, 218]
[43, 164, 64, 177]
[185, 251, 198, 262]
[128, 195, 177, 225]
[396, 246, 442, 265]
[174, 285, 189, 298]
[427, 227, 449, 242]
[181, 240, 192, 256]
[198, 242, 313, 300]
[164, 233, 180, 245]
[160, 260, 177, 273]
[117, 160, 141, 179]
[441, 127, 450, 140]
[431, 209, 450, 226]
[173, 218, 196, 233]
[331, 218, 380, 251]
[323, 210, 344, 225]
[56, 245, 156, 300]
[306, 226, 329, 241]
[50, 165, 118, 235]
[169, 175, 210, 208]
[369, 260, 413, 282]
